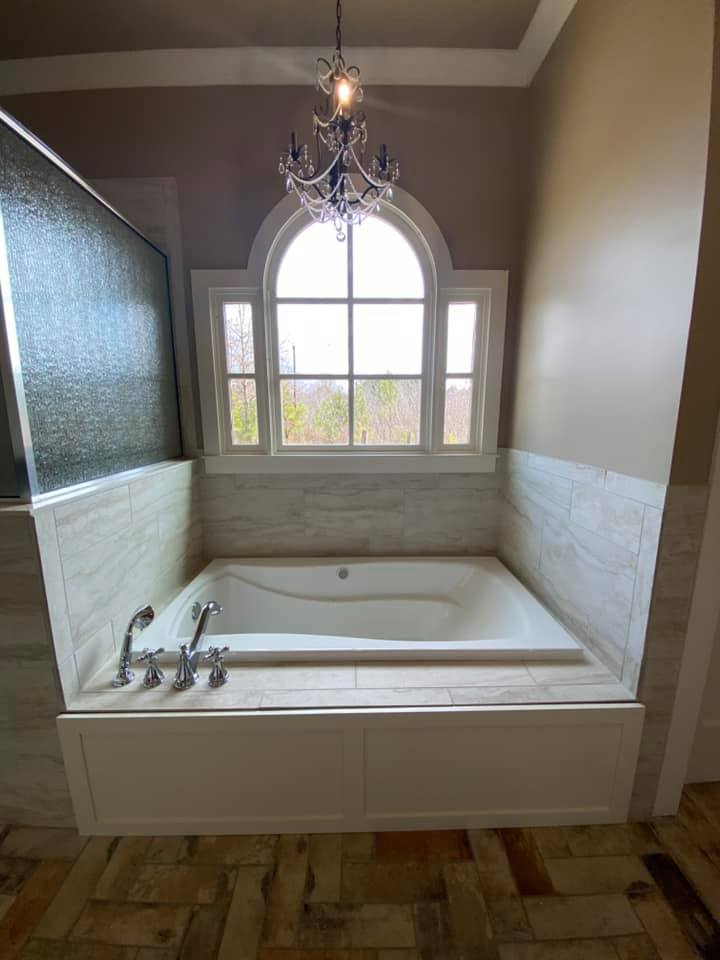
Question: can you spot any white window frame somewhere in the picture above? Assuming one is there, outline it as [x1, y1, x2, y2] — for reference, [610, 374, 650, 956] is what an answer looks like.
[192, 187, 507, 474]
[265, 207, 434, 455]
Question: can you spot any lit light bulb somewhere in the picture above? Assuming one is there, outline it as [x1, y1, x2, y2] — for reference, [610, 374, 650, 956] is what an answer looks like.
[336, 79, 352, 106]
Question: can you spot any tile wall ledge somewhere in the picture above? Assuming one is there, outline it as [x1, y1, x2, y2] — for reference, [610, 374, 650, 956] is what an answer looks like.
[498, 448, 668, 507]
[202, 453, 498, 475]
[28, 458, 196, 511]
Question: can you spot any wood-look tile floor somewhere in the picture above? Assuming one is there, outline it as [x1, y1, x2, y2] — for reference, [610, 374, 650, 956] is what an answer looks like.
[2, 785, 720, 960]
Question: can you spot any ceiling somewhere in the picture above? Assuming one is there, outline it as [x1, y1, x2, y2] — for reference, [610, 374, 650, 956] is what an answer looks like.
[0, 1, 541, 60]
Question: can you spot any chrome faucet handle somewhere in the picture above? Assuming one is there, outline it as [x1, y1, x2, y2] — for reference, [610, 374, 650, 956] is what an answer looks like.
[173, 643, 199, 691]
[137, 647, 166, 688]
[204, 645, 230, 688]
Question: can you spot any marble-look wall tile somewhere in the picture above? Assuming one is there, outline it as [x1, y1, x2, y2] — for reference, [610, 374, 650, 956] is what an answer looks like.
[643, 486, 708, 658]
[630, 484, 708, 819]
[402, 484, 497, 553]
[33, 460, 205, 701]
[0, 659, 63, 733]
[514, 467, 573, 513]
[0, 512, 54, 661]
[0, 509, 70, 826]
[0, 727, 74, 826]
[605, 471, 666, 510]
[497, 484, 543, 573]
[128, 461, 195, 523]
[75, 623, 116, 688]
[305, 486, 404, 554]
[624, 506, 663, 691]
[57, 654, 80, 704]
[63, 515, 161, 646]
[33, 509, 73, 665]
[497, 449, 668, 684]
[526, 452, 606, 488]
[54, 485, 132, 560]
[200, 472, 500, 557]
[539, 516, 636, 676]
[570, 485, 644, 553]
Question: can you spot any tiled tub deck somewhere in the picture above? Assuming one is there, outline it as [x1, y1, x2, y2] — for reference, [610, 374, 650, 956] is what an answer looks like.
[68, 648, 632, 713]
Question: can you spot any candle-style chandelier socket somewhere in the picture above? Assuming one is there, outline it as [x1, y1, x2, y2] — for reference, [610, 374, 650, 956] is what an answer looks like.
[278, 0, 400, 240]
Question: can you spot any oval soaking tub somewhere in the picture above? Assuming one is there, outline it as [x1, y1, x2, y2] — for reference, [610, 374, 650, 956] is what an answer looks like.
[152, 558, 581, 661]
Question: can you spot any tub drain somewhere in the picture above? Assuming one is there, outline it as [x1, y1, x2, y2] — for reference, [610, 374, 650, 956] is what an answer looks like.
[337, 567, 349, 580]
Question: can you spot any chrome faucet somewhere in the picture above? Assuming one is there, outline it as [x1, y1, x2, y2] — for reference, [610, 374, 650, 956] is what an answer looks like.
[173, 600, 222, 690]
[112, 604, 155, 687]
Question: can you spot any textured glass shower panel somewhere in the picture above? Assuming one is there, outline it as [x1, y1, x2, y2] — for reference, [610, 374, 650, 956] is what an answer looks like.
[0, 123, 181, 493]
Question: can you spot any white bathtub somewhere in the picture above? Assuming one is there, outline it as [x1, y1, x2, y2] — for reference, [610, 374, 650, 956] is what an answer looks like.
[151, 558, 581, 661]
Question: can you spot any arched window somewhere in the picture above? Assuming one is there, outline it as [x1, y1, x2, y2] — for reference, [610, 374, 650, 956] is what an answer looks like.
[194, 190, 507, 471]
[269, 215, 428, 450]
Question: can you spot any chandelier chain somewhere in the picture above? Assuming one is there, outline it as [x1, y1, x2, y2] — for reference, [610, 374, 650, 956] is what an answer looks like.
[336, 0, 342, 54]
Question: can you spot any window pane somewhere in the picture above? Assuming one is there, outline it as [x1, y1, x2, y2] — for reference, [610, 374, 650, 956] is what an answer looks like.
[353, 216, 424, 298]
[443, 378, 473, 445]
[224, 302, 254, 374]
[447, 303, 477, 374]
[354, 379, 421, 446]
[276, 222, 347, 298]
[229, 378, 259, 445]
[354, 305, 423, 375]
[277, 304, 348, 374]
[280, 379, 349, 446]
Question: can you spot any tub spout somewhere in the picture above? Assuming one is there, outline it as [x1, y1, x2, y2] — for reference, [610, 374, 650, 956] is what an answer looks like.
[187, 600, 223, 671]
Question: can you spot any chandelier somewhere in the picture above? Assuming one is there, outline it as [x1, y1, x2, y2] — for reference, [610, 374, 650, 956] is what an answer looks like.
[278, 0, 400, 240]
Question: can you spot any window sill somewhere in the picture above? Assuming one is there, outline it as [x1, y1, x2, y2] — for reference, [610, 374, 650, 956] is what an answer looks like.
[203, 453, 498, 475]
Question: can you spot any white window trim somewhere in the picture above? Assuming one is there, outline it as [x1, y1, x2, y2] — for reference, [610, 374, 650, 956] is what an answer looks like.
[192, 187, 507, 474]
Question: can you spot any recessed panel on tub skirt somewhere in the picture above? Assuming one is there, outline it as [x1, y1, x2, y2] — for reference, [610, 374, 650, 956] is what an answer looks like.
[58, 705, 644, 835]
[77, 726, 345, 827]
[364, 722, 623, 819]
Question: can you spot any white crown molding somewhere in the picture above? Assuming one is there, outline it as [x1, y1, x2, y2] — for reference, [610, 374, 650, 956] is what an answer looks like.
[516, 0, 576, 84]
[0, 0, 576, 94]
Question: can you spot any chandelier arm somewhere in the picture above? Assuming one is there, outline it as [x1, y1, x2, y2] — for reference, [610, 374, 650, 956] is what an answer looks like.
[347, 145, 387, 188]
[286, 153, 342, 188]
[345, 186, 384, 209]
[288, 180, 329, 213]
[290, 172, 346, 210]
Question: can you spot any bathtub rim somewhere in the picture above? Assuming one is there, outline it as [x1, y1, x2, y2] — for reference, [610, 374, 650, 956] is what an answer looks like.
[129, 555, 584, 665]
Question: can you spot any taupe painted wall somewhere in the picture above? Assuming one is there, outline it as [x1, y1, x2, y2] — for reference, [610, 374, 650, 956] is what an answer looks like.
[508, 0, 714, 484]
[3, 86, 527, 273]
[671, 10, 720, 485]
[0, 388, 19, 497]
[2, 86, 528, 450]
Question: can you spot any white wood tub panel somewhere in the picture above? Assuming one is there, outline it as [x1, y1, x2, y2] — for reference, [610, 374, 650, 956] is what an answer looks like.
[58, 703, 644, 835]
